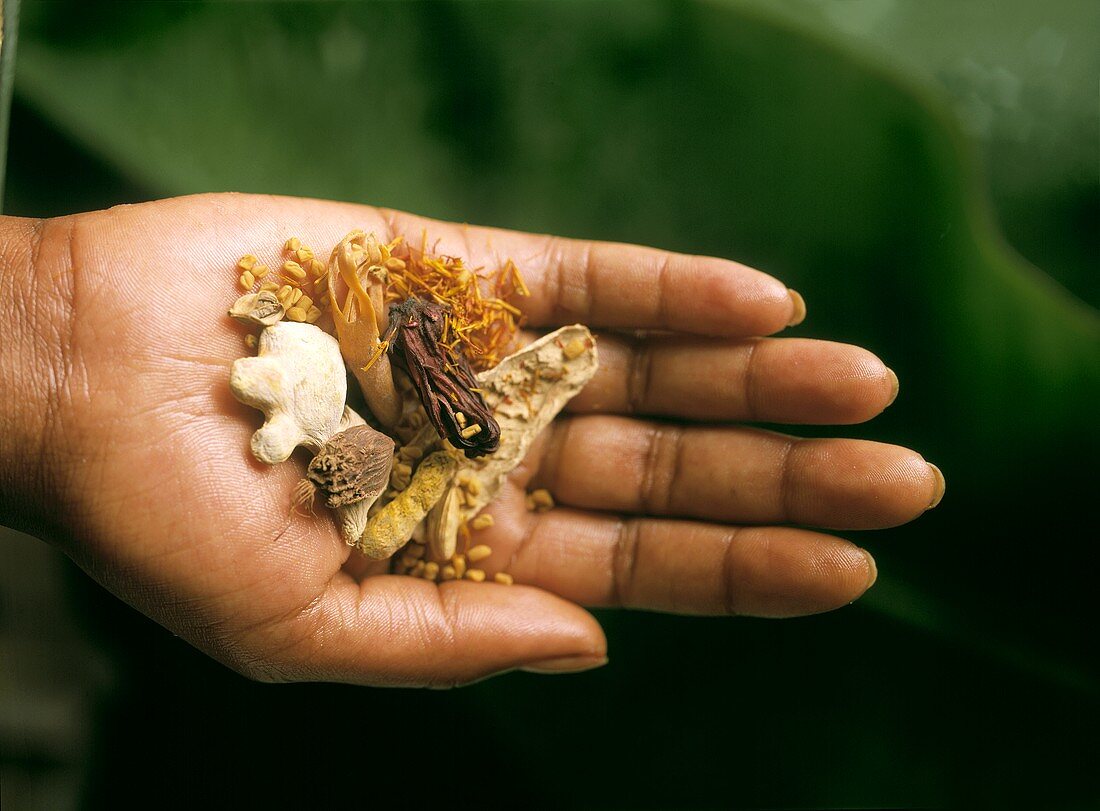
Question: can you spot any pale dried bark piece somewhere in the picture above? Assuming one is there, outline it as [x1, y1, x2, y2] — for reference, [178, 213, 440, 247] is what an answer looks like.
[229, 321, 348, 463]
[355, 451, 458, 559]
[328, 231, 403, 428]
[428, 325, 598, 552]
[228, 290, 285, 327]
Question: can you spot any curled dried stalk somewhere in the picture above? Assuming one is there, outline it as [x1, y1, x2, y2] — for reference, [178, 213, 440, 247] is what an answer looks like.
[327, 231, 403, 428]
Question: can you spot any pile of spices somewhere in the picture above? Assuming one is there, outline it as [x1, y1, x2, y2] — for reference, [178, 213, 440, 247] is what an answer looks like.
[226, 228, 597, 587]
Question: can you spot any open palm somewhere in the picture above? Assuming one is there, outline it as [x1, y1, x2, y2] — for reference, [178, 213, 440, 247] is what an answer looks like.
[31, 193, 941, 686]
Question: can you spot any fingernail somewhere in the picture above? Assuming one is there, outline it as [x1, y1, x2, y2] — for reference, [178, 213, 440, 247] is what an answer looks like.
[787, 289, 806, 326]
[520, 655, 608, 674]
[860, 548, 878, 589]
[927, 463, 946, 509]
[886, 368, 900, 407]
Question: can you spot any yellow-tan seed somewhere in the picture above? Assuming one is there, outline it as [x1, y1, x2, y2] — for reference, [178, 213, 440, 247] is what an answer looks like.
[563, 337, 587, 359]
[276, 284, 293, 303]
[407, 542, 426, 558]
[399, 445, 424, 461]
[238, 271, 255, 290]
[470, 514, 494, 531]
[282, 260, 307, 280]
[384, 256, 406, 272]
[286, 307, 307, 322]
[459, 424, 483, 439]
[394, 462, 413, 477]
[260, 280, 280, 292]
[467, 544, 492, 563]
[237, 254, 257, 271]
[252, 264, 269, 278]
[440, 565, 456, 581]
[410, 561, 426, 577]
[309, 258, 327, 277]
[296, 294, 313, 312]
[401, 553, 420, 569]
[451, 555, 467, 579]
[493, 572, 514, 586]
[465, 568, 486, 583]
[454, 411, 467, 428]
[423, 562, 440, 581]
[464, 476, 482, 496]
[529, 488, 555, 512]
[464, 490, 479, 508]
[284, 237, 301, 253]
[295, 247, 314, 264]
[244, 333, 257, 349]
[305, 306, 322, 324]
[289, 288, 304, 306]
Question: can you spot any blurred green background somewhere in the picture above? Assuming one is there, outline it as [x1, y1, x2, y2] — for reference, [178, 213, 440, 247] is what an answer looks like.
[1, 1, 1097, 808]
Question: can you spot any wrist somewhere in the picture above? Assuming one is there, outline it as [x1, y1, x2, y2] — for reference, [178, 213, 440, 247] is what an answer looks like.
[0, 215, 73, 539]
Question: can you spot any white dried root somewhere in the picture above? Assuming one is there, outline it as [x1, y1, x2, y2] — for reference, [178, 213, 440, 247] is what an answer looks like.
[229, 321, 349, 464]
[424, 325, 598, 558]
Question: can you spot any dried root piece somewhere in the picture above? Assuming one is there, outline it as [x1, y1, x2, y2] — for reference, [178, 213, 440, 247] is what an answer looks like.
[228, 291, 284, 327]
[355, 451, 458, 559]
[229, 322, 348, 463]
[327, 231, 403, 427]
[429, 325, 598, 553]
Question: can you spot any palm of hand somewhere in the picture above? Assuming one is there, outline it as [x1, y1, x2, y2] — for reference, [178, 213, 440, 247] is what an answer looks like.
[43, 194, 940, 686]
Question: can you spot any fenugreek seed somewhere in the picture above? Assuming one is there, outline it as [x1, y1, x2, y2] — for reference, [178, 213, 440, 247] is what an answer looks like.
[297, 294, 313, 312]
[252, 264, 269, 279]
[470, 514, 494, 531]
[408, 542, 426, 558]
[289, 288, 304, 306]
[465, 568, 486, 583]
[295, 247, 314, 263]
[284, 237, 301, 253]
[238, 271, 255, 290]
[401, 553, 420, 568]
[384, 256, 406, 271]
[286, 307, 307, 322]
[305, 306, 322, 324]
[410, 561, 426, 577]
[244, 333, 257, 349]
[493, 572, 514, 586]
[467, 544, 492, 563]
[276, 284, 293, 302]
[282, 260, 307, 280]
[237, 254, 257, 271]
[464, 490, 479, 508]
[464, 476, 482, 496]
[393, 462, 412, 478]
[423, 562, 440, 580]
[529, 488, 555, 512]
[563, 337, 587, 360]
[399, 445, 423, 461]
[459, 423, 483, 439]
[440, 565, 456, 581]
[260, 280, 280, 292]
[454, 411, 467, 428]
[309, 258, 327, 277]
[451, 555, 467, 579]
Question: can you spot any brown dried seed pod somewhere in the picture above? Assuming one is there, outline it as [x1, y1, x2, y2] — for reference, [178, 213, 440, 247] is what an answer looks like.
[307, 424, 396, 509]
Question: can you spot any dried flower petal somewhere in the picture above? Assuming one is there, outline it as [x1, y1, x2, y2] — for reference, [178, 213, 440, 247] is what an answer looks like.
[387, 298, 500, 458]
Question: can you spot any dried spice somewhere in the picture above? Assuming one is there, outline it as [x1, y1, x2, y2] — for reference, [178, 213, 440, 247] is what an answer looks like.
[306, 425, 395, 509]
[387, 298, 501, 459]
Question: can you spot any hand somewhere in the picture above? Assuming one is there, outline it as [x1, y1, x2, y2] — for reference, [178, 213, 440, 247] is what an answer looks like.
[1, 193, 943, 686]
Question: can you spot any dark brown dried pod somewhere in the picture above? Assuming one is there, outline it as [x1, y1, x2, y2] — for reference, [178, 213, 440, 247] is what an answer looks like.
[387, 298, 501, 458]
[307, 425, 395, 508]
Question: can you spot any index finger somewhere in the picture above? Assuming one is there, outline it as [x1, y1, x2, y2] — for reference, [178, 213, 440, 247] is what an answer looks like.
[381, 209, 804, 337]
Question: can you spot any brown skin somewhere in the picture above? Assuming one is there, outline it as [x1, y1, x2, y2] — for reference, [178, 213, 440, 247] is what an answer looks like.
[0, 193, 943, 687]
